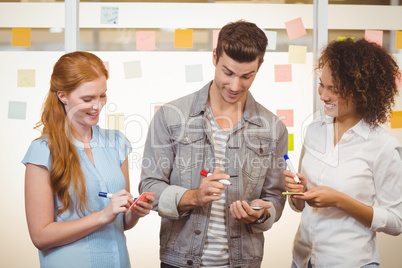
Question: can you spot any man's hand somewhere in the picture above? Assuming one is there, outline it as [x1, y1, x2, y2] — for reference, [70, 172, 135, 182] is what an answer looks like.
[229, 200, 271, 224]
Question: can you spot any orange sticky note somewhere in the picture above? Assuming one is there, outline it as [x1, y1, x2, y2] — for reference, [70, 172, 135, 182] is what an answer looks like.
[274, 64, 292, 83]
[277, 109, 294, 127]
[213, 30, 220, 49]
[396, 31, 402, 50]
[285, 17, 307, 40]
[174, 29, 193, 48]
[12, 28, 31, 47]
[390, 111, 402, 129]
[365, 30, 383, 47]
[136, 31, 155, 50]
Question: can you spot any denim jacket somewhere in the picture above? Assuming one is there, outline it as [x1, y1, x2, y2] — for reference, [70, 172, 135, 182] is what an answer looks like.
[139, 81, 287, 268]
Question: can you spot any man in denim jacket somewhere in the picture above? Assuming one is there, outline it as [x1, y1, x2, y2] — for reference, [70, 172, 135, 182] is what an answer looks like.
[140, 20, 287, 268]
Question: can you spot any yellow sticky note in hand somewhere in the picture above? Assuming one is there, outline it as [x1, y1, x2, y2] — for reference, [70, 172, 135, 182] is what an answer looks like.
[174, 29, 193, 48]
[12, 28, 31, 47]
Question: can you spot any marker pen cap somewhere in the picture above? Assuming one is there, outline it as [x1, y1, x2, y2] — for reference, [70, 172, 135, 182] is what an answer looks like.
[284, 154, 290, 161]
[200, 170, 210, 177]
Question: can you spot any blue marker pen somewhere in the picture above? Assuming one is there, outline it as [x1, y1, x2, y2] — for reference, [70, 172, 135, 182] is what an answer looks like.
[284, 155, 300, 184]
[98, 192, 137, 201]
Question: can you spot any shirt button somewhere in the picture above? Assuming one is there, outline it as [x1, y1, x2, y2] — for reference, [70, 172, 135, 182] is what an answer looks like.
[187, 260, 193, 265]
[184, 136, 189, 142]
[194, 230, 201, 235]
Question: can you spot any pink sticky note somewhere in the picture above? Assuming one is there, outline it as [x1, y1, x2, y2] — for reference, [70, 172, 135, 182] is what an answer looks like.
[103, 61, 110, 76]
[154, 105, 162, 113]
[136, 31, 156, 50]
[274, 64, 292, 82]
[285, 17, 307, 40]
[365, 30, 383, 47]
[213, 30, 220, 49]
[277, 109, 294, 127]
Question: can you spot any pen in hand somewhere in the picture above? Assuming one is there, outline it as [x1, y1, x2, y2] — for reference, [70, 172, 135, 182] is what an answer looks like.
[200, 170, 232, 185]
[98, 192, 138, 202]
[284, 154, 300, 184]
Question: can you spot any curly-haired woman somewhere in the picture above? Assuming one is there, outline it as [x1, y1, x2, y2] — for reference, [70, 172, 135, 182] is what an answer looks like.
[284, 39, 402, 268]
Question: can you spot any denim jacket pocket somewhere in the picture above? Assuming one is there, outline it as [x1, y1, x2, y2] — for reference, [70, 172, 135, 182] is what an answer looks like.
[170, 125, 205, 189]
[243, 135, 277, 180]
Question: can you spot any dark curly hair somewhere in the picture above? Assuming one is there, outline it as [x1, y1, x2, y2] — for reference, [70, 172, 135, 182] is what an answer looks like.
[317, 38, 400, 127]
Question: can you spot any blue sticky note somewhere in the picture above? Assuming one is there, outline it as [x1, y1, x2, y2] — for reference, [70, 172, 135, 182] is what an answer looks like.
[264, 30, 277, 51]
[8, 101, 27, 120]
[185, 64, 203, 83]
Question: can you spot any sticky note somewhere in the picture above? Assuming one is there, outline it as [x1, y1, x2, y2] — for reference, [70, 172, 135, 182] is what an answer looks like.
[288, 133, 294, 151]
[337, 36, 356, 42]
[124, 60, 142, 79]
[285, 17, 307, 40]
[107, 113, 125, 130]
[154, 105, 162, 114]
[264, 30, 277, 51]
[12, 28, 31, 47]
[17, 69, 35, 87]
[8, 101, 27, 120]
[277, 109, 294, 127]
[136, 31, 155, 50]
[174, 29, 193, 48]
[274, 64, 292, 83]
[103, 61, 110, 77]
[390, 111, 402, 129]
[365, 30, 383, 47]
[396, 31, 402, 50]
[185, 64, 203, 83]
[289, 45, 307, 64]
[213, 30, 220, 49]
[101, 6, 119, 25]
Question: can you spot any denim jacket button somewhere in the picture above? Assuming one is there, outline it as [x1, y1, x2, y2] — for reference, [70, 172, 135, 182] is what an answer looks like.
[187, 260, 193, 265]
[194, 230, 201, 235]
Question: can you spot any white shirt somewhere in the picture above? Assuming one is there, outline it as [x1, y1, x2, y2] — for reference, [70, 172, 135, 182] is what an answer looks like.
[292, 117, 402, 268]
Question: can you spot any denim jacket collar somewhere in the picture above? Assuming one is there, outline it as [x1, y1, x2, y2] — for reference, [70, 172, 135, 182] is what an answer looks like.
[189, 80, 263, 127]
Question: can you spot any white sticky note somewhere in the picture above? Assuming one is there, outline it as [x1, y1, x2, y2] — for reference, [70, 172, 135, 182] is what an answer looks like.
[101, 6, 119, 25]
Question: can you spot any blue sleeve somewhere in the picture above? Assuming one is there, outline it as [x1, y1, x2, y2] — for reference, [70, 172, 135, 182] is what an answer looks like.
[21, 139, 51, 170]
[115, 130, 132, 166]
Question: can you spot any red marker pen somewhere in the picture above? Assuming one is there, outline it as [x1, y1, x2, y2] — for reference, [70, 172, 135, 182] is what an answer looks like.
[200, 170, 232, 185]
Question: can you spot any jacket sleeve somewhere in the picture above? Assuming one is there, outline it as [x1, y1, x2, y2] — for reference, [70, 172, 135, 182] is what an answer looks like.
[139, 105, 189, 220]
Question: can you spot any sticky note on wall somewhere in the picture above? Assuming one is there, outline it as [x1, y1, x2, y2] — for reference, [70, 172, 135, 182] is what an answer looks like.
[274, 64, 292, 83]
[285, 17, 307, 40]
[136, 31, 155, 51]
[212, 30, 220, 49]
[264, 30, 277, 51]
[123, 60, 142, 79]
[101, 6, 119, 24]
[174, 29, 193, 48]
[17, 69, 35, 87]
[396, 31, 402, 50]
[288, 133, 294, 151]
[277, 109, 294, 127]
[12, 28, 31, 47]
[365, 30, 383, 47]
[390, 111, 402, 129]
[289, 45, 307, 64]
[8, 101, 27, 120]
[107, 113, 125, 130]
[185, 64, 203, 83]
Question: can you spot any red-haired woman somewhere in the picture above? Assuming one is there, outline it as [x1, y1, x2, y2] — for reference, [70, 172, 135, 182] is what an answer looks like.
[22, 51, 154, 268]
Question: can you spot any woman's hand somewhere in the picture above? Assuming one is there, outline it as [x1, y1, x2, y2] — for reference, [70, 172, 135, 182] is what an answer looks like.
[130, 194, 155, 218]
[293, 186, 340, 208]
[283, 170, 307, 193]
[101, 189, 135, 225]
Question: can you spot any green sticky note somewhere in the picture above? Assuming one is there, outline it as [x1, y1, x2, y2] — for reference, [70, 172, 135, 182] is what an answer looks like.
[288, 133, 294, 151]
[337, 36, 356, 42]
[8, 101, 27, 120]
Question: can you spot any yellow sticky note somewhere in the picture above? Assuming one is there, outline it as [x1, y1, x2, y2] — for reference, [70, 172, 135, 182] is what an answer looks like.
[17, 69, 35, 87]
[289, 45, 307, 64]
[107, 113, 125, 130]
[174, 29, 193, 48]
[390, 111, 402, 129]
[12, 28, 31, 47]
[288, 133, 294, 151]
[396, 31, 402, 50]
[337, 36, 356, 42]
